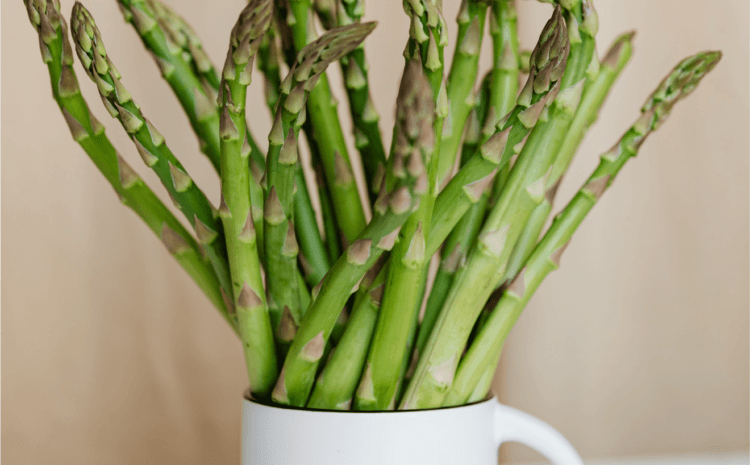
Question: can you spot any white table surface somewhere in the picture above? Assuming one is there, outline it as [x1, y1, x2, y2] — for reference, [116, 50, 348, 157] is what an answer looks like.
[514, 451, 749, 465]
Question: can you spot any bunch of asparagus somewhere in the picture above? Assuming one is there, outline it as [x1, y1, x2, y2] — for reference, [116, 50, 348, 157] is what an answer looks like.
[25, 0, 720, 410]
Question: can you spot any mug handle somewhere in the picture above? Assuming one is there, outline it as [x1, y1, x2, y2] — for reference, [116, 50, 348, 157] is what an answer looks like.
[493, 401, 584, 465]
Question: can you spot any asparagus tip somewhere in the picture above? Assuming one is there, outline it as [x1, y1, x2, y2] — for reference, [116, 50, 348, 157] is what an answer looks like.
[601, 30, 636, 70]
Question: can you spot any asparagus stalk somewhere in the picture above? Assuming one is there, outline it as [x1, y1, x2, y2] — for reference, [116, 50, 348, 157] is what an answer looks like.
[24, 0, 232, 330]
[486, 0, 519, 207]
[398, 268, 429, 388]
[465, 351, 498, 402]
[315, 0, 388, 201]
[70, 2, 233, 301]
[400, 7, 571, 409]
[417, 75, 492, 359]
[115, 0, 262, 173]
[423, 7, 567, 265]
[273, 51, 432, 407]
[257, 22, 331, 288]
[421, 0, 519, 337]
[472, 2, 602, 358]
[257, 21, 283, 113]
[265, 20, 371, 339]
[116, 0, 268, 255]
[284, 0, 368, 244]
[444, 50, 722, 405]
[487, 0, 519, 132]
[216, 0, 279, 396]
[307, 259, 388, 409]
[353, 8, 445, 407]
[315, 162, 343, 262]
[436, 0, 490, 185]
[503, 31, 634, 282]
[293, 164, 333, 288]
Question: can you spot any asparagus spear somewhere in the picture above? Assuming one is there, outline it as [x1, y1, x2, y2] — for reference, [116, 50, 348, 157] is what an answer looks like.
[400, 6, 571, 409]
[436, 0, 490, 185]
[280, 2, 359, 267]
[486, 0, 519, 207]
[284, 0, 368, 244]
[445, 2, 520, 365]
[417, 75, 492, 360]
[24, 0, 232, 330]
[293, 168, 332, 287]
[216, 0, 279, 396]
[257, 20, 283, 113]
[273, 51, 432, 407]
[421, 0, 520, 336]
[470, 2, 603, 362]
[503, 31, 634, 283]
[307, 259, 388, 410]
[315, 0, 388, 201]
[115, 0, 262, 173]
[70, 2, 233, 301]
[314, 162, 343, 262]
[116, 0, 267, 253]
[444, 50, 723, 405]
[423, 5, 567, 265]
[256, 21, 331, 288]
[350, 0, 448, 411]
[353, 0, 447, 405]
[264, 20, 374, 338]
[487, 0, 519, 133]
[352, 62, 432, 409]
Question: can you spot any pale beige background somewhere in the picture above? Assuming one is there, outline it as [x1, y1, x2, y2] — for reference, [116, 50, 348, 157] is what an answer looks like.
[2, 0, 748, 464]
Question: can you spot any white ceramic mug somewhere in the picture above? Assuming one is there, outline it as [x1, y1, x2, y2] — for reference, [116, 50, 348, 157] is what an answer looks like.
[242, 394, 583, 465]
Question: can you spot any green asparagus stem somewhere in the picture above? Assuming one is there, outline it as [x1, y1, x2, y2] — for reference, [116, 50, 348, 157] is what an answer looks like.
[315, 0, 388, 201]
[487, 0, 519, 131]
[353, 56, 441, 409]
[486, 0, 519, 207]
[341, 1, 387, 202]
[350, 0, 447, 411]
[24, 0, 233, 331]
[315, 162, 343, 262]
[465, 348, 499, 402]
[436, 0, 489, 185]
[397, 273, 427, 399]
[307, 260, 388, 409]
[264, 21, 375, 339]
[288, 3, 361, 266]
[402, 0, 448, 179]
[417, 75, 493, 359]
[294, 168, 332, 287]
[71, 2, 233, 301]
[400, 7, 571, 409]
[273, 52, 432, 407]
[116, 0, 262, 173]
[257, 21, 283, 113]
[423, 8, 567, 266]
[285, 0, 368, 244]
[503, 31, 634, 282]
[257, 21, 331, 288]
[217, 0, 278, 397]
[444, 50, 722, 405]
[116, 0, 268, 252]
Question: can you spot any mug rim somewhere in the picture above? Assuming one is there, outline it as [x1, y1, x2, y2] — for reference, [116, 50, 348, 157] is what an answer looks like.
[243, 388, 494, 413]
